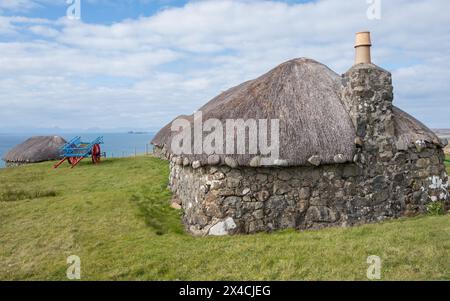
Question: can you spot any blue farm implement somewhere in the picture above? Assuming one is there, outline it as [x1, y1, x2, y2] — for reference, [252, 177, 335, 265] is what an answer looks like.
[54, 136, 104, 169]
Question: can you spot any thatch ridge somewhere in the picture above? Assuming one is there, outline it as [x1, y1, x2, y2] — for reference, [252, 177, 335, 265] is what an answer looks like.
[3, 136, 67, 163]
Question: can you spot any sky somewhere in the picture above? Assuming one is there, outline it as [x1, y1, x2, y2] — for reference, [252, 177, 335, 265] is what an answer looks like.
[0, 0, 449, 132]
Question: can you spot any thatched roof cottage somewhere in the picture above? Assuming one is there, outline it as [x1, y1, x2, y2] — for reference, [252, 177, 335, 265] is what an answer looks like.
[3, 136, 66, 167]
[152, 32, 449, 235]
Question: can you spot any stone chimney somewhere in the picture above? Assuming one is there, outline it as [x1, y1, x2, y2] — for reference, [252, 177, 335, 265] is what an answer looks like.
[342, 31, 396, 167]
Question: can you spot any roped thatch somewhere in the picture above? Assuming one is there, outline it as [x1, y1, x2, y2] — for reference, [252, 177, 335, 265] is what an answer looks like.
[2, 136, 67, 164]
[152, 58, 442, 167]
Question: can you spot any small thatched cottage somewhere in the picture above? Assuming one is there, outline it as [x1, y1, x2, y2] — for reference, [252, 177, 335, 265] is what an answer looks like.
[152, 32, 449, 236]
[3, 136, 66, 167]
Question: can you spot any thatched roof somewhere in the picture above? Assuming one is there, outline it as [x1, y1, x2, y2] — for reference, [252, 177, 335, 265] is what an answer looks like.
[2, 136, 66, 163]
[393, 107, 442, 147]
[152, 58, 441, 167]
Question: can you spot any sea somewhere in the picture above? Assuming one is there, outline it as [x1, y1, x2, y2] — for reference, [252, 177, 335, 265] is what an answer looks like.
[0, 132, 155, 168]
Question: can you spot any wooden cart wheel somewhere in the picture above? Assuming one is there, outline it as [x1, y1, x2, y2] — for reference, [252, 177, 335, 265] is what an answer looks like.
[68, 157, 78, 166]
[91, 144, 101, 164]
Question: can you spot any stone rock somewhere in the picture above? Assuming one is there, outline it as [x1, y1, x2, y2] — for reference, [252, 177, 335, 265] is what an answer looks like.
[200, 184, 209, 194]
[175, 157, 183, 165]
[415, 158, 430, 169]
[379, 151, 393, 161]
[227, 178, 241, 188]
[274, 181, 290, 195]
[308, 155, 321, 166]
[393, 152, 406, 164]
[171, 196, 182, 205]
[445, 145, 450, 155]
[253, 209, 264, 219]
[343, 165, 361, 178]
[255, 190, 270, 202]
[208, 217, 237, 236]
[225, 157, 238, 168]
[249, 156, 261, 167]
[393, 173, 405, 186]
[192, 160, 201, 169]
[214, 172, 226, 180]
[305, 206, 339, 223]
[334, 154, 346, 163]
[355, 137, 364, 147]
[395, 139, 409, 151]
[439, 138, 448, 147]
[189, 226, 205, 237]
[255, 173, 268, 182]
[223, 196, 240, 206]
[207, 155, 221, 165]
[278, 170, 292, 181]
[242, 188, 251, 195]
[183, 157, 190, 166]
[299, 187, 311, 199]
[415, 140, 426, 152]
[171, 202, 182, 210]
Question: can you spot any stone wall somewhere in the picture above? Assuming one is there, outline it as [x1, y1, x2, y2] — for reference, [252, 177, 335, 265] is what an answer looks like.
[5, 162, 27, 168]
[168, 144, 448, 236]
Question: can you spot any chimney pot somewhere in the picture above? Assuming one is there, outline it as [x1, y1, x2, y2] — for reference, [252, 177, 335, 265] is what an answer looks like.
[354, 31, 372, 65]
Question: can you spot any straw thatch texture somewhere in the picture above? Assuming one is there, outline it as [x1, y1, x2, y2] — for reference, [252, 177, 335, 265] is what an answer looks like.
[152, 58, 442, 167]
[153, 58, 356, 166]
[393, 107, 442, 146]
[3, 136, 66, 164]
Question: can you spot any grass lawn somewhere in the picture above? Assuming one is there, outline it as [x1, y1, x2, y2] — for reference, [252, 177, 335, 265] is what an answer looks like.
[0, 156, 449, 280]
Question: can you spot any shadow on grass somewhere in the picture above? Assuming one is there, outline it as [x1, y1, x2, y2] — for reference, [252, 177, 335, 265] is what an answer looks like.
[130, 184, 184, 235]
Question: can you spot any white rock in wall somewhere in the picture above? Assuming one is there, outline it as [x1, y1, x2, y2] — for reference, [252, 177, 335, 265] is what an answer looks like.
[208, 217, 237, 236]
[333, 154, 346, 163]
[192, 160, 201, 169]
[308, 155, 321, 166]
[414, 140, 426, 152]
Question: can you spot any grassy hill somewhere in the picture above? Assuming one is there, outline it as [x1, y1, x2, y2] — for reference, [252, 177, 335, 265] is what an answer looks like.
[0, 156, 449, 280]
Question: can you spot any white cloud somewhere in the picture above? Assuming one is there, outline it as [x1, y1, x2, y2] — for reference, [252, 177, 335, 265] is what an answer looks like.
[0, 0, 36, 11]
[0, 0, 450, 130]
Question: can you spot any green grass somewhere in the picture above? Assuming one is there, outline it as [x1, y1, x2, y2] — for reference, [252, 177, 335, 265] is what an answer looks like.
[0, 156, 449, 280]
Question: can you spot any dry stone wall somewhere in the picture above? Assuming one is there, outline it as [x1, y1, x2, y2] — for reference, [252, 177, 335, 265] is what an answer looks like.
[168, 145, 447, 236]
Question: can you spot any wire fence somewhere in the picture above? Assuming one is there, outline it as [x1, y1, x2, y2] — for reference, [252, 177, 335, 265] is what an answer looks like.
[107, 144, 153, 158]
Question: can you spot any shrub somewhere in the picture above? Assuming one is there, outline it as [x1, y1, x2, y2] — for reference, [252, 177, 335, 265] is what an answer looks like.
[426, 201, 445, 216]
